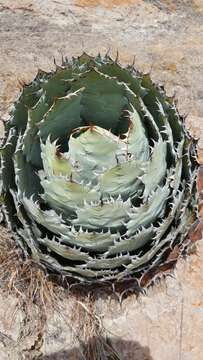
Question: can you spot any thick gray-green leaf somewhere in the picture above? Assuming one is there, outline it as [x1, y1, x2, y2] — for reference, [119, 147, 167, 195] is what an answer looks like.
[70, 68, 128, 132]
[39, 252, 118, 280]
[72, 197, 131, 230]
[141, 75, 175, 150]
[40, 174, 100, 215]
[9, 82, 41, 133]
[155, 98, 175, 156]
[22, 197, 119, 252]
[15, 222, 40, 260]
[1, 191, 18, 230]
[68, 125, 125, 185]
[61, 229, 120, 252]
[40, 67, 74, 104]
[14, 149, 42, 200]
[81, 254, 131, 269]
[138, 97, 160, 142]
[142, 138, 167, 198]
[39, 88, 83, 143]
[23, 94, 49, 168]
[38, 236, 92, 261]
[22, 196, 71, 234]
[153, 188, 185, 242]
[170, 139, 184, 193]
[98, 62, 145, 97]
[99, 159, 144, 200]
[41, 137, 72, 178]
[104, 226, 154, 257]
[127, 184, 170, 236]
[0, 128, 17, 191]
[124, 105, 149, 161]
[163, 102, 184, 142]
[122, 209, 193, 275]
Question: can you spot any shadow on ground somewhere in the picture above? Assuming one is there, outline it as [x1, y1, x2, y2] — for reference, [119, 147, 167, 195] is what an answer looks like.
[42, 336, 153, 359]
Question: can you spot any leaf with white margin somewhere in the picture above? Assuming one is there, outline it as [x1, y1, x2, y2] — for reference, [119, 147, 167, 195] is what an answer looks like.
[41, 137, 72, 177]
[13, 204, 42, 261]
[39, 252, 118, 280]
[80, 254, 131, 269]
[16, 226, 40, 260]
[39, 88, 84, 142]
[120, 209, 192, 276]
[22, 94, 49, 168]
[0, 127, 17, 191]
[104, 226, 154, 257]
[155, 98, 175, 155]
[14, 149, 43, 200]
[70, 68, 128, 133]
[22, 197, 119, 251]
[99, 159, 145, 200]
[22, 196, 71, 234]
[138, 97, 160, 142]
[163, 101, 184, 142]
[98, 61, 145, 97]
[182, 137, 193, 181]
[142, 138, 167, 199]
[174, 170, 197, 223]
[10, 189, 43, 242]
[72, 197, 131, 230]
[141, 73, 184, 142]
[1, 191, 18, 231]
[170, 139, 184, 193]
[123, 105, 149, 161]
[40, 174, 100, 215]
[38, 236, 92, 261]
[153, 188, 185, 242]
[61, 229, 120, 252]
[127, 184, 170, 236]
[68, 125, 125, 184]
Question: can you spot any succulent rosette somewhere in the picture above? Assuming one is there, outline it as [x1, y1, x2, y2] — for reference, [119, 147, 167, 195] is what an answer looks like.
[0, 53, 198, 284]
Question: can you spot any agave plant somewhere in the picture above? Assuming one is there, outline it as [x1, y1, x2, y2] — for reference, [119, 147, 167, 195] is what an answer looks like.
[0, 53, 198, 284]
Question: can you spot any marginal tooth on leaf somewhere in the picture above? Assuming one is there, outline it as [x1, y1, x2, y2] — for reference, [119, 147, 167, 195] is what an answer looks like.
[117, 194, 122, 201]
[83, 199, 88, 207]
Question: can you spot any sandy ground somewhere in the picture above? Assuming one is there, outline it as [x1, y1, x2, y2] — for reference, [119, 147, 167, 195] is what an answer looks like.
[0, 1, 203, 359]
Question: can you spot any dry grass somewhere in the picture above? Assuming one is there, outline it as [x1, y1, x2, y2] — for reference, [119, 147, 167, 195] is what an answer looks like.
[72, 295, 122, 360]
[0, 225, 121, 359]
[0, 226, 61, 312]
[0, 226, 54, 357]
